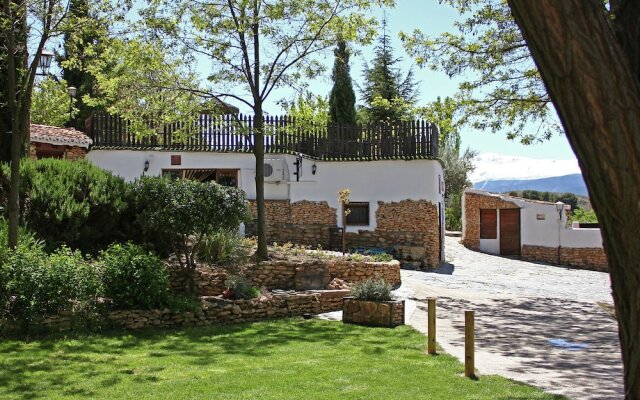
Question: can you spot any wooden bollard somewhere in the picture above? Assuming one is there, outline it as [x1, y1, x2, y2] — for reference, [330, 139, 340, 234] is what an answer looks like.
[427, 297, 436, 354]
[465, 310, 476, 378]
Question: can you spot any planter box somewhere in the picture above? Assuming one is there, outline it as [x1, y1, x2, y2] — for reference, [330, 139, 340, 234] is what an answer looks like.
[342, 297, 405, 328]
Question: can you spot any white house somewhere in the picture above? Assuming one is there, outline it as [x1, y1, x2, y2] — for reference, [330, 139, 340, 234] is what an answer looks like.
[462, 188, 606, 271]
[86, 113, 446, 267]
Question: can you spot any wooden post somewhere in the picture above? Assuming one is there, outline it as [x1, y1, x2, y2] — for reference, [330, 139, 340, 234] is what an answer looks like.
[427, 297, 437, 355]
[465, 310, 476, 378]
[341, 205, 346, 254]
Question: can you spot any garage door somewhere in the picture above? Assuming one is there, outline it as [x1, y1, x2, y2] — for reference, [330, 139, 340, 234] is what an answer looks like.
[500, 209, 521, 256]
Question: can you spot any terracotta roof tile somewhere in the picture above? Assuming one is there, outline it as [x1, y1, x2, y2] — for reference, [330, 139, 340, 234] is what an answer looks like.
[30, 124, 92, 148]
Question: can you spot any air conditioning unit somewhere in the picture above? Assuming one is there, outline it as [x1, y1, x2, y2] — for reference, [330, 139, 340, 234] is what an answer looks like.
[262, 158, 288, 182]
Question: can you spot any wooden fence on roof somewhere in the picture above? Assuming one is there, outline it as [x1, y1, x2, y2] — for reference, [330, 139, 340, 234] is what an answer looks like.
[88, 112, 439, 160]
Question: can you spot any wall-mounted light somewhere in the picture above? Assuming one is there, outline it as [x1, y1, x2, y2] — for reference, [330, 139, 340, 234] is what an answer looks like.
[144, 160, 150, 172]
[312, 162, 317, 175]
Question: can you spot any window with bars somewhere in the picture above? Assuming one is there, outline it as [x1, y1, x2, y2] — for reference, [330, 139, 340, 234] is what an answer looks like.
[345, 202, 370, 226]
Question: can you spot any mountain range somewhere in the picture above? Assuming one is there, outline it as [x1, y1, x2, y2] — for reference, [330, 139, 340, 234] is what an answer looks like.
[470, 153, 588, 196]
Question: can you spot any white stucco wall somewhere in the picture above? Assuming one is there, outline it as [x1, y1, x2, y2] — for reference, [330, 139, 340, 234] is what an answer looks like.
[561, 227, 603, 248]
[88, 150, 445, 234]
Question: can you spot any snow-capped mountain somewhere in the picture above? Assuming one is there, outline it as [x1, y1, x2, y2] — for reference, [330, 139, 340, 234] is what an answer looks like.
[469, 152, 581, 183]
[470, 153, 587, 195]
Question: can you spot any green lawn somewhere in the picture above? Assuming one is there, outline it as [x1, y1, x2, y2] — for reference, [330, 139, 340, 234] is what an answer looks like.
[0, 319, 563, 400]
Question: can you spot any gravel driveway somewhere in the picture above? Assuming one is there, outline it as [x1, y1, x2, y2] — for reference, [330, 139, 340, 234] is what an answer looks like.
[397, 236, 624, 400]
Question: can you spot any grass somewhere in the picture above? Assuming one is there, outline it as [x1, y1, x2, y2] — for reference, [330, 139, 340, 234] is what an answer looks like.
[0, 319, 564, 400]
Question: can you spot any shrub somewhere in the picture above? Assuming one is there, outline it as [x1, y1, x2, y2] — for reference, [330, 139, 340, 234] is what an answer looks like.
[224, 274, 260, 300]
[0, 242, 103, 330]
[98, 243, 169, 310]
[350, 278, 392, 301]
[370, 252, 393, 262]
[197, 230, 253, 265]
[129, 177, 250, 294]
[0, 159, 129, 254]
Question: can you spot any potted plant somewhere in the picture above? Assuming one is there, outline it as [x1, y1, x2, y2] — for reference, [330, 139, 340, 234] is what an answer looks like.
[342, 278, 405, 328]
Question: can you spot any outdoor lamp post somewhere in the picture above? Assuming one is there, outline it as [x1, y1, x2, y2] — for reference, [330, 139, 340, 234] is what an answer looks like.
[37, 50, 54, 75]
[555, 201, 564, 264]
[67, 86, 77, 123]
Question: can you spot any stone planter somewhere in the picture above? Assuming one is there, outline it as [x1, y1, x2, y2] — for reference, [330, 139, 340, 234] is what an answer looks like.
[342, 297, 405, 328]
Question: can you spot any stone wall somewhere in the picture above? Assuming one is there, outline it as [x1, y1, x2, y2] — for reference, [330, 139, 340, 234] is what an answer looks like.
[1, 290, 351, 334]
[342, 298, 405, 327]
[64, 146, 87, 160]
[522, 245, 608, 272]
[462, 191, 520, 250]
[169, 259, 401, 297]
[248, 199, 441, 267]
[28, 143, 87, 160]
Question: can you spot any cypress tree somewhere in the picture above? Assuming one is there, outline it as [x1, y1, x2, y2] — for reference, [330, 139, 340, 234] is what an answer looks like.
[328, 39, 357, 125]
[361, 17, 417, 123]
[60, 0, 100, 130]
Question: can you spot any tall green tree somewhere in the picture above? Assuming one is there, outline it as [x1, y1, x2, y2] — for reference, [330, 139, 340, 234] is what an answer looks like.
[59, 0, 99, 130]
[361, 17, 417, 123]
[328, 39, 357, 125]
[144, 0, 388, 260]
[0, 0, 27, 164]
[507, 2, 640, 397]
[1, 0, 71, 248]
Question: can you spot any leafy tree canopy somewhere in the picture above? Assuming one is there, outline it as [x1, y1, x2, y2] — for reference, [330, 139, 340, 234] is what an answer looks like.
[400, 0, 560, 144]
[31, 77, 78, 127]
[279, 91, 329, 130]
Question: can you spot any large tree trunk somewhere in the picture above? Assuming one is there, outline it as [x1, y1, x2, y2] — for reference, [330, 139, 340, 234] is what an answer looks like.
[252, 3, 268, 261]
[3, 0, 21, 248]
[253, 104, 268, 260]
[507, 1, 640, 398]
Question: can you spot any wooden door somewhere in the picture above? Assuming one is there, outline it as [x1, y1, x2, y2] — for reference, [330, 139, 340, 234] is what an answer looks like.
[500, 209, 521, 255]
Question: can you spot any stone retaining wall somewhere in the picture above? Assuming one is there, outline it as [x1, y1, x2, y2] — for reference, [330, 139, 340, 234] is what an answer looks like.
[1, 290, 351, 334]
[522, 245, 608, 272]
[247, 199, 441, 267]
[169, 259, 401, 297]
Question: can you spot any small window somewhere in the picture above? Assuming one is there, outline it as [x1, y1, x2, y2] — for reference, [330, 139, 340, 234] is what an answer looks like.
[216, 170, 238, 187]
[161, 169, 238, 187]
[345, 202, 369, 226]
[480, 209, 497, 239]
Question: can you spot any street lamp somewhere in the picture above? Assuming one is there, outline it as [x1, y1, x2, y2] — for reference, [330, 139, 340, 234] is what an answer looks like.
[67, 86, 77, 123]
[555, 201, 564, 264]
[37, 50, 54, 75]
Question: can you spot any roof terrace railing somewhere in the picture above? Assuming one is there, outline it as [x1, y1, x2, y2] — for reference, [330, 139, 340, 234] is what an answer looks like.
[88, 112, 439, 160]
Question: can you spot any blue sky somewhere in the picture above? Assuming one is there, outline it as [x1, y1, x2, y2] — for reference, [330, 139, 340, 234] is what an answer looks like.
[200, 1, 576, 160]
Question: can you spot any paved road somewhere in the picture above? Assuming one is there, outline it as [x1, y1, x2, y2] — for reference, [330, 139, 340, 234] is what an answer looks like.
[397, 237, 624, 400]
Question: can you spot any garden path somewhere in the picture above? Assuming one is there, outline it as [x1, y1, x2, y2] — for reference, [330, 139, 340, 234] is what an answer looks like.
[399, 236, 623, 400]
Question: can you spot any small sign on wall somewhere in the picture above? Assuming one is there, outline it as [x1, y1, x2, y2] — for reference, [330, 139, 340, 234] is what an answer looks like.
[171, 155, 181, 165]
[536, 214, 546, 220]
